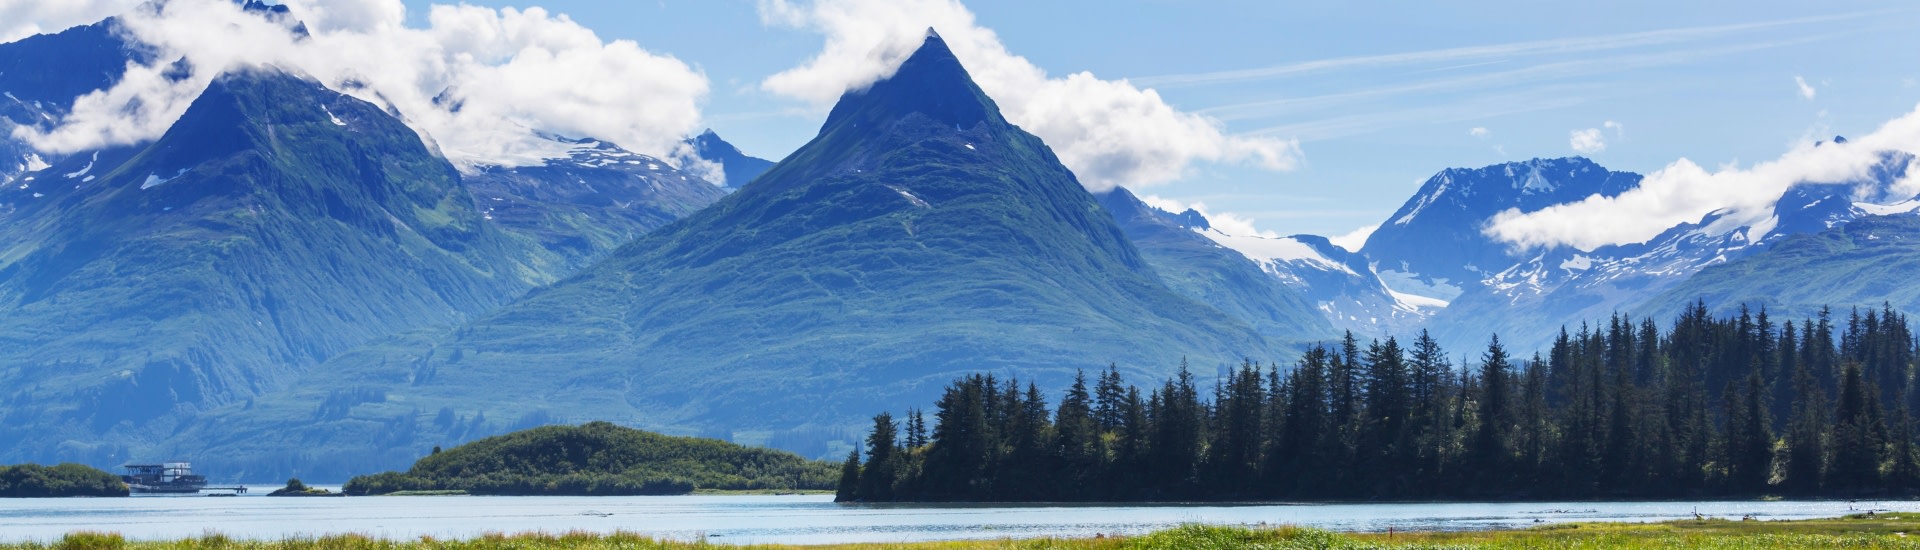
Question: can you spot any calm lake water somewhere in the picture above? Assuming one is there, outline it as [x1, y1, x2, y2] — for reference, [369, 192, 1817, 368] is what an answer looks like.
[3, 488, 1915, 545]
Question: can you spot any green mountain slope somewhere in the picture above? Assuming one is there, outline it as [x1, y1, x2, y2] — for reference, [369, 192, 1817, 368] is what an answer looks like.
[0, 69, 557, 464]
[1634, 214, 1920, 321]
[185, 31, 1272, 477]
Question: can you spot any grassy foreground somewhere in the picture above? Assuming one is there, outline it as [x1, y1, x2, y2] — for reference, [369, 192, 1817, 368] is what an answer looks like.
[14, 513, 1920, 549]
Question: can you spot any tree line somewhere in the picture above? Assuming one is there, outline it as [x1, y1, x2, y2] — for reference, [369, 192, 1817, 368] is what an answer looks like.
[346, 421, 837, 496]
[0, 463, 128, 498]
[838, 302, 1920, 501]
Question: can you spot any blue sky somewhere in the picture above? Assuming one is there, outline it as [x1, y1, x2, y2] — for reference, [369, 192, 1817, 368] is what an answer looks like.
[524, 0, 1916, 242]
[39, 0, 1920, 242]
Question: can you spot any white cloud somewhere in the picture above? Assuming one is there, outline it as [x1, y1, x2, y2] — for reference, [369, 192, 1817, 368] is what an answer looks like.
[0, 0, 140, 43]
[668, 141, 727, 187]
[1487, 103, 1920, 251]
[1139, 194, 1280, 239]
[1469, 127, 1489, 138]
[1569, 127, 1607, 154]
[1328, 224, 1379, 252]
[756, 0, 1300, 191]
[1604, 120, 1623, 135]
[10, 0, 710, 168]
[1795, 75, 1817, 100]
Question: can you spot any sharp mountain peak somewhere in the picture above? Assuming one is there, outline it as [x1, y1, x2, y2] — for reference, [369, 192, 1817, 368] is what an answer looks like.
[820, 28, 1001, 132]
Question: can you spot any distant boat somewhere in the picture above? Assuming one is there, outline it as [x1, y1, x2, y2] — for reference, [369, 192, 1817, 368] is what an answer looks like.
[121, 462, 244, 494]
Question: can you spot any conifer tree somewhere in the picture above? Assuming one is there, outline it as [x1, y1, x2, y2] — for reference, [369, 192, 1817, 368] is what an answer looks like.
[834, 450, 861, 502]
[860, 412, 899, 500]
[1056, 370, 1097, 471]
[1473, 335, 1514, 491]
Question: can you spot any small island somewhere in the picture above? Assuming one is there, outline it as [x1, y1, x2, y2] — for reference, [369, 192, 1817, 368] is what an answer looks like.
[266, 478, 342, 497]
[0, 463, 129, 497]
[344, 421, 838, 496]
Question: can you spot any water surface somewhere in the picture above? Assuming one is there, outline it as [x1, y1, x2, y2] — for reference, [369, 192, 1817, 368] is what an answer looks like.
[2, 489, 1912, 545]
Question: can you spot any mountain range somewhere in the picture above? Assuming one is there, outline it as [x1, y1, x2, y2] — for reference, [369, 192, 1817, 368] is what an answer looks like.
[3, 5, 1919, 479]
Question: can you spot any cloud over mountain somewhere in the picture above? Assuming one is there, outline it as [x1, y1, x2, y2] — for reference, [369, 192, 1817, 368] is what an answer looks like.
[0, 0, 136, 43]
[9, 0, 710, 167]
[757, 0, 1300, 191]
[1487, 105, 1920, 252]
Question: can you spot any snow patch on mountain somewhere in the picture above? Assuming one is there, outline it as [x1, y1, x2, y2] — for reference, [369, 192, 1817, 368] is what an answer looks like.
[886, 184, 931, 208]
[1389, 289, 1449, 313]
[141, 169, 185, 190]
[63, 153, 96, 179]
[1857, 200, 1920, 216]
[1197, 228, 1356, 276]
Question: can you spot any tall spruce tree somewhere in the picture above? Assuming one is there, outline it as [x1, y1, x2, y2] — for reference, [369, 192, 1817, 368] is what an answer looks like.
[1473, 335, 1514, 492]
[860, 412, 899, 500]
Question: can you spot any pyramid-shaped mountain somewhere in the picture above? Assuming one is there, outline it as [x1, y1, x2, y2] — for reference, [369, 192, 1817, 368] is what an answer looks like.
[193, 31, 1273, 474]
[0, 69, 559, 464]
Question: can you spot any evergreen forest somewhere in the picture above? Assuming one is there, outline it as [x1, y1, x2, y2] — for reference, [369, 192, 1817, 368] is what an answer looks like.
[839, 302, 1920, 501]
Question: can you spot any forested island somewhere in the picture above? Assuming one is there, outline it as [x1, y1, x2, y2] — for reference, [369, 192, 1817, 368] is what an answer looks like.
[345, 421, 837, 495]
[0, 463, 128, 497]
[840, 302, 1920, 502]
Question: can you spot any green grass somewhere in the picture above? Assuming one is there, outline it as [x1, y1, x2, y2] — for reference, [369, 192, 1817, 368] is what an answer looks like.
[13, 515, 1920, 549]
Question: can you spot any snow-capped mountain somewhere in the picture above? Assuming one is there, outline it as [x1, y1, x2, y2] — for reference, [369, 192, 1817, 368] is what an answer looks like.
[0, 17, 140, 194]
[462, 136, 728, 268]
[1100, 188, 1433, 340]
[1419, 147, 1917, 352]
[1194, 227, 1438, 337]
[1361, 157, 1642, 301]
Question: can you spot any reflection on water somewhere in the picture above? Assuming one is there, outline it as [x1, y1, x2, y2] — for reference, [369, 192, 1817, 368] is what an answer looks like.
[2, 489, 1912, 545]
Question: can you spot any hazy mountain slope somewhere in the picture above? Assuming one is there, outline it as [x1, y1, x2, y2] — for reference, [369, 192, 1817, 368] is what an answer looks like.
[1635, 213, 1920, 322]
[0, 69, 554, 464]
[1098, 187, 1332, 345]
[461, 138, 727, 270]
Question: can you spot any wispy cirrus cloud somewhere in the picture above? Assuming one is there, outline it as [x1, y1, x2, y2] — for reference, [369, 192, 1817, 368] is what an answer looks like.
[1244, 86, 1589, 142]
[1132, 11, 1882, 89]
[1205, 35, 1832, 126]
